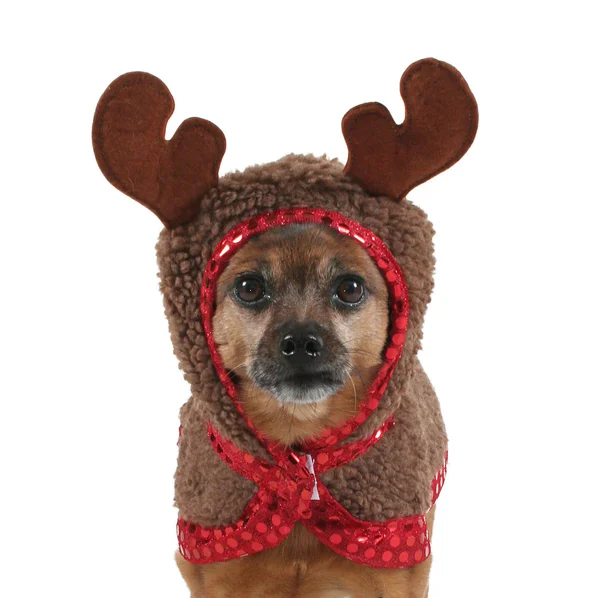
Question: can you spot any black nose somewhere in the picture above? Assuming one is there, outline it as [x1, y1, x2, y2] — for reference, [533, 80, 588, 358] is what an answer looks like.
[279, 322, 325, 366]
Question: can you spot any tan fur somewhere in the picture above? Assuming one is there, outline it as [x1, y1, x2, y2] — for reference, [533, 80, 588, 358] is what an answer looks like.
[178, 225, 435, 596]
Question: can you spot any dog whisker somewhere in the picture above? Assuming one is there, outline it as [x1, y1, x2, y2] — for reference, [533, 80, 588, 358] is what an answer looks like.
[346, 371, 358, 412]
[351, 365, 366, 391]
[226, 360, 250, 376]
[288, 404, 297, 438]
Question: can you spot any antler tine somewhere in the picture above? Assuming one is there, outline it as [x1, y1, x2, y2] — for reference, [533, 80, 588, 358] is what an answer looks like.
[92, 72, 226, 228]
[342, 58, 478, 200]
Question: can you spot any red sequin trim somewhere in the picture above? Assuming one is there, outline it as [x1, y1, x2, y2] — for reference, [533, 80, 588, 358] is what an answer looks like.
[178, 421, 448, 568]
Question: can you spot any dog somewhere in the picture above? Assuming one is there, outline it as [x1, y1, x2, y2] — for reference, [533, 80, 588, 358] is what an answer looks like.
[92, 58, 477, 598]
[175, 223, 435, 597]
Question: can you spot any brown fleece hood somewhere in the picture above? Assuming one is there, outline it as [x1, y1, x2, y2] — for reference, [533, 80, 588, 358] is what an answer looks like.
[92, 58, 478, 560]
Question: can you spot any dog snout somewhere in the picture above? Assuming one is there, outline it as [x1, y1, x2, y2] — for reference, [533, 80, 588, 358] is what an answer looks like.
[251, 318, 349, 403]
[278, 321, 325, 368]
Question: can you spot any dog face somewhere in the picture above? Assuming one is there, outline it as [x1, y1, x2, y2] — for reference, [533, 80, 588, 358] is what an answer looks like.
[213, 224, 389, 444]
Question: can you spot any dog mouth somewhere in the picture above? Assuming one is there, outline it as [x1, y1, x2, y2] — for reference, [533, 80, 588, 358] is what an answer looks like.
[251, 367, 346, 404]
[282, 371, 342, 387]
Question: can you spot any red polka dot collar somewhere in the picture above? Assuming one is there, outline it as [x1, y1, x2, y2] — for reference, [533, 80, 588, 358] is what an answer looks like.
[178, 208, 447, 569]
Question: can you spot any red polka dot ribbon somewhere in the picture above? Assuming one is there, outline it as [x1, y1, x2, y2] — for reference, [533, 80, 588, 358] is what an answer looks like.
[179, 208, 447, 568]
[178, 420, 447, 568]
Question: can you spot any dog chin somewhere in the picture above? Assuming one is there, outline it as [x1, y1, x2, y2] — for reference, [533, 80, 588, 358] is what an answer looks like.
[268, 381, 343, 404]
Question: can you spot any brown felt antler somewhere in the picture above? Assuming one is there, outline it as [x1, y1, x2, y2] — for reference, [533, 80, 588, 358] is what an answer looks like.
[342, 58, 478, 199]
[92, 72, 226, 228]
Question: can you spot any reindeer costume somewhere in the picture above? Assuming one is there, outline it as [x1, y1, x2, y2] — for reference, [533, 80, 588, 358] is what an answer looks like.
[92, 59, 478, 570]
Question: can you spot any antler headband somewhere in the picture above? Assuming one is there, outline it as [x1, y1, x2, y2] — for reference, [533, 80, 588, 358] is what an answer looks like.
[92, 58, 478, 228]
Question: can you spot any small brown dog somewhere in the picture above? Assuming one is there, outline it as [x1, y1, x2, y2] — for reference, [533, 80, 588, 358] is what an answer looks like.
[92, 58, 477, 598]
[176, 224, 434, 597]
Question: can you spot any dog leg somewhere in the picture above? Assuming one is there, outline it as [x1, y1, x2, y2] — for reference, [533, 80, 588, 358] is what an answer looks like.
[176, 552, 205, 597]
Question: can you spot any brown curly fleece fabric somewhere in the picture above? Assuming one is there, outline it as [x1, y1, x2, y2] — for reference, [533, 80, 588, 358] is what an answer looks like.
[156, 154, 447, 526]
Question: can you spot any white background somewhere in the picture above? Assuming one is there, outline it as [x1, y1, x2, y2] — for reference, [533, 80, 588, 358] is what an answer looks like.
[1, 1, 599, 596]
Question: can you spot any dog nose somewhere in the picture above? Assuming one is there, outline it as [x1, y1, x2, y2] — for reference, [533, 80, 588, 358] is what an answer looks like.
[279, 322, 325, 364]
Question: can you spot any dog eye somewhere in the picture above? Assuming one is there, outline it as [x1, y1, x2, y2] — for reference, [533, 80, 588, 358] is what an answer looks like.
[234, 276, 265, 303]
[335, 278, 365, 305]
